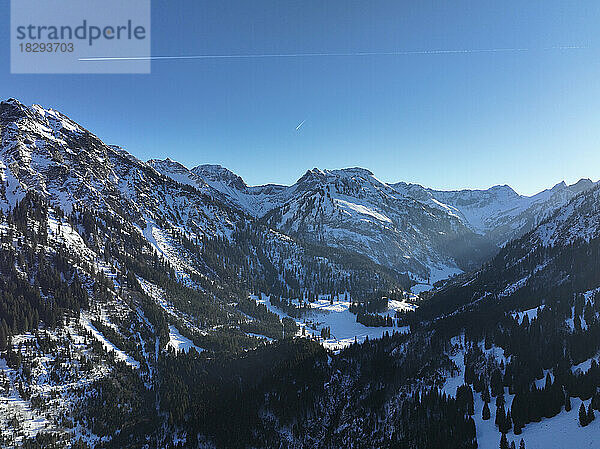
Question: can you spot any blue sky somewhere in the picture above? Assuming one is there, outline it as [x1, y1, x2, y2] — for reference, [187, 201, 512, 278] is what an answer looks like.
[2, 1, 600, 195]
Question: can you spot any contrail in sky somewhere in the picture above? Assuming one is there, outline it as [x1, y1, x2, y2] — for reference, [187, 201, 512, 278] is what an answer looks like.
[295, 120, 306, 131]
[79, 46, 587, 61]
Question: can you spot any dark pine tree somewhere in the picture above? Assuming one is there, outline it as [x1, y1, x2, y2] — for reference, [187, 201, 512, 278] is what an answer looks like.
[579, 403, 588, 427]
[591, 392, 600, 411]
[483, 402, 491, 420]
[496, 405, 506, 428]
[587, 404, 595, 423]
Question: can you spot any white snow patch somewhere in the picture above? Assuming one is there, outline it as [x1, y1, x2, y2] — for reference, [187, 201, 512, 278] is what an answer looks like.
[80, 315, 140, 369]
[254, 293, 410, 352]
[512, 306, 543, 323]
[333, 198, 392, 223]
[166, 325, 203, 353]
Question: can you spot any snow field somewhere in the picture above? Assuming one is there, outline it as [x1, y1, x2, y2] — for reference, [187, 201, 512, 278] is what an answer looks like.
[254, 293, 412, 352]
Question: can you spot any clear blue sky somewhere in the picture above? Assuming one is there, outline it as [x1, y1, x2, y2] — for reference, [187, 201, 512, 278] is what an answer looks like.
[2, 1, 599, 195]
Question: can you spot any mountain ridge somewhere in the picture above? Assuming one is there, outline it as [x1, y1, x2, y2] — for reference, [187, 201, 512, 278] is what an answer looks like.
[152, 153, 594, 282]
[151, 154, 595, 248]
[151, 155, 496, 281]
[4, 97, 593, 286]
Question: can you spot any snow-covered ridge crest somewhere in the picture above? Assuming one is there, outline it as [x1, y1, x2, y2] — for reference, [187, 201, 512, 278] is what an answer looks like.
[391, 178, 596, 245]
[154, 150, 594, 256]
[0, 98, 244, 241]
[526, 182, 600, 248]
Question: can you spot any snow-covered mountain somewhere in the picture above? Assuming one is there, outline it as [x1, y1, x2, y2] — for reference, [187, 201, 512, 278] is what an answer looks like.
[2, 96, 595, 290]
[152, 161, 497, 282]
[148, 159, 293, 217]
[391, 179, 595, 246]
[154, 156, 593, 284]
[420, 181, 600, 320]
[0, 98, 406, 296]
[262, 167, 496, 281]
[525, 182, 600, 248]
[0, 98, 245, 240]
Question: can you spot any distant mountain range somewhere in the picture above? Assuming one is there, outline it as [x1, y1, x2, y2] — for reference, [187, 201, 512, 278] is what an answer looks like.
[1, 97, 594, 285]
[392, 179, 595, 246]
[150, 156, 595, 284]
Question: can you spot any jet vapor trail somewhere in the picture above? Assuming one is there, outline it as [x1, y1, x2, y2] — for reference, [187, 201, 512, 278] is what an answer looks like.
[79, 46, 587, 61]
[295, 120, 306, 131]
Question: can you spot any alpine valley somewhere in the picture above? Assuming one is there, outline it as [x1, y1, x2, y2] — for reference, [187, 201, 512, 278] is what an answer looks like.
[1, 98, 599, 449]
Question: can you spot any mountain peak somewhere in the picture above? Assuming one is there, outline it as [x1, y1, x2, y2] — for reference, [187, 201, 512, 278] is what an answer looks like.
[487, 184, 518, 195]
[192, 164, 247, 190]
[551, 180, 568, 191]
[297, 167, 375, 185]
[297, 168, 326, 183]
[334, 167, 374, 177]
[149, 157, 187, 169]
[0, 97, 31, 121]
[344, 167, 373, 175]
[147, 158, 195, 182]
[2, 97, 25, 106]
[569, 178, 595, 192]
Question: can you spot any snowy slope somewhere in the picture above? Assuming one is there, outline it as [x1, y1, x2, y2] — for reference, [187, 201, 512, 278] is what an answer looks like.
[392, 179, 595, 246]
[527, 183, 600, 248]
[0, 99, 244, 245]
[150, 159, 294, 217]
[152, 161, 496, 281]
[442, 338, 600, 449]
[263, 168, 495, 280]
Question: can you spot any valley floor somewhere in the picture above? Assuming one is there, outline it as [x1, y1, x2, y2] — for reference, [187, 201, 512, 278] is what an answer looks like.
[254, 293, 413, 351]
